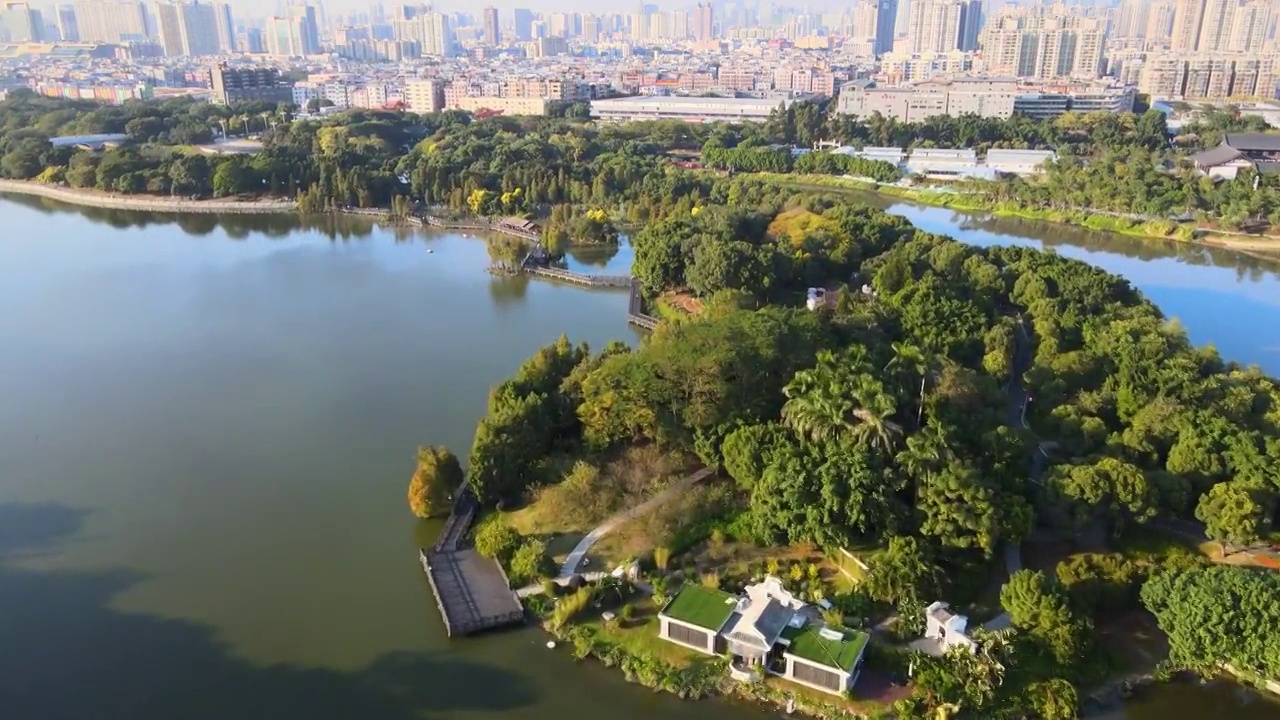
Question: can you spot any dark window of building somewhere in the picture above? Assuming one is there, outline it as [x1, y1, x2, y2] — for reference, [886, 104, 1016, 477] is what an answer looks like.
[792, 661, 842, 691]
[665, 622, 709, 649]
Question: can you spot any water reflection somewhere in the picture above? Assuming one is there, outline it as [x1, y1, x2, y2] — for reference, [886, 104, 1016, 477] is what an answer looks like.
[564, 241, 624, 269]
[821, 186, 1277, 276]
[0, 192, 381, 241]
[489, 274, 530, 306]
[563, 238, 633, 274]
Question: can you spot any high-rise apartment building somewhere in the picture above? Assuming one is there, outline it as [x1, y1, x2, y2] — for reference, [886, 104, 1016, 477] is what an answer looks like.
[875, 0, 898, 53]
[155, 0, 183, 53]
[1145, 0, 1175, 40]
[266, 4, 319, 56]
[630, 10, 647, 40]
[73, 0, 149, 42]
[513, 7, 532, 40]
[481, 6, 498, 44]
[421, 10, 452, 56]
[958, 0, 981, 50]
[241, 26, 264, 53]
[213, 2, 233, 51]
[1227, 0, 1269, 52]
[694, 1, 713, 40]
[1170, 0, 1204, 49]
[1169, 0, 1268, 52]
[980, 4, 1105, 79]
[547, 11, 569, 37]
[184, 1, 219, 55]
[56, 3, 78, 40]
[672, 8, 689, 38]
[1138, 51, 1279, 99]
[1196, 0, 1238, 51]
[1113, 0, 1148, 38]
[581, 13, 601, 42]
[1, 1, 40, 41]
[905, 0, 965, 53]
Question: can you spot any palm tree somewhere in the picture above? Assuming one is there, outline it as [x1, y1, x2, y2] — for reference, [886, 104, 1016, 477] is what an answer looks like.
[845, 375, 904, 454]
[781, 368, 844, 443]
[781, 359, 903, 454]
[885, 341, 934, 428]
[897, 424, 954, 480]
[259, 111, 273, 133]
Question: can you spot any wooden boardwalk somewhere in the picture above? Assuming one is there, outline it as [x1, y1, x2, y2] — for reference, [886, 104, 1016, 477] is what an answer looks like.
[420, 487, 525, 638]
[523, 265, 631, 288]
[627, 279, 660, 330]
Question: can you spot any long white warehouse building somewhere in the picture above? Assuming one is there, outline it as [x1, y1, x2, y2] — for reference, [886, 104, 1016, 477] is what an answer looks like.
[591, 95, 807, 123]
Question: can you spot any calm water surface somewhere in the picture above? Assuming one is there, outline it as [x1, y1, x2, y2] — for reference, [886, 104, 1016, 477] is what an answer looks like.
[0, 194, 1277, 720]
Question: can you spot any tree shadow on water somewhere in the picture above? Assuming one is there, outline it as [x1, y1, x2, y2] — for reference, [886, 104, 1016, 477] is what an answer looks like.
[0, 502, 539, 720]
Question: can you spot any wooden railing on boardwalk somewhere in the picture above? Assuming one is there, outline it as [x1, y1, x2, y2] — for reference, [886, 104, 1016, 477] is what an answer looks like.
[420, 484, 524, 637]
[433, 486, 478, 553]
[423, 216, 541, 242]
[524, 265, 631, 288]
[627, 279, 660, 330]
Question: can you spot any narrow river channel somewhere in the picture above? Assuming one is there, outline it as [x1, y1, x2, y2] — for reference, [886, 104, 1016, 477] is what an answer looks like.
[0, 193, 1276, 720]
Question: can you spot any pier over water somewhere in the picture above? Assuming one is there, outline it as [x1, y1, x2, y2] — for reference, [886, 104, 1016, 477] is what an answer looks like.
[420, 487, 525, 637]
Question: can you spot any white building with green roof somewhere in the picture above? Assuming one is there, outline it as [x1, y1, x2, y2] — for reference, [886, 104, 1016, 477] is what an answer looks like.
[657, 584, 737, 654]
[657, 576, 869, 696]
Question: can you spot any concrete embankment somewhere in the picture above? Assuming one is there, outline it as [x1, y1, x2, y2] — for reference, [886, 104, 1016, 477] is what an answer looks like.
[0, 180, 296, 214]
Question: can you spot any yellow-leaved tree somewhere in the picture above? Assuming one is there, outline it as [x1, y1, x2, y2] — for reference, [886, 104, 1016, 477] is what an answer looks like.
[407, 445, 462, 518]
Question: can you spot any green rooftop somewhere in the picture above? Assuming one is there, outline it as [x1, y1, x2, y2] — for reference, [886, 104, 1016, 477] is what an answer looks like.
[661, 585, 737, 630]
[784, 625, 869, 671]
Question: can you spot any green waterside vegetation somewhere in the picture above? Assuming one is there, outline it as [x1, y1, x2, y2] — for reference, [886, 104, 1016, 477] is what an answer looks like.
[455, 187, 1278, 718]
[2, 91, 1277, 243]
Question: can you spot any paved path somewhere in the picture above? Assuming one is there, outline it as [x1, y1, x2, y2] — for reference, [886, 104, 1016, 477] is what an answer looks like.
[557, 466, 717, 579]
[982, 319, 1037, 632]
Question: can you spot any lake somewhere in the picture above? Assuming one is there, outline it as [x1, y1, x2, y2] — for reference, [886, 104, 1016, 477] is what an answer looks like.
[0, 194, 1277, 720]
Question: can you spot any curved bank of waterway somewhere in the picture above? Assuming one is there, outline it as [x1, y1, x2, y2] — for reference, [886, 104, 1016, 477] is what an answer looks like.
[0, 193, 1277, 720]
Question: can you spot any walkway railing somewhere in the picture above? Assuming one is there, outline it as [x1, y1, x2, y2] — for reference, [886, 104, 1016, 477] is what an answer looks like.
[423, 216, 540, 242]
[524, 265, 632, 287]
[627, 279, 660, 330]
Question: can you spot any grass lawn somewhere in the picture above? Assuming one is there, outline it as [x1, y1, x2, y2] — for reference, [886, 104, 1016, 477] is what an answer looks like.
[501, 446, 698, 567]
[1112, 525, 1213, 560]
[828, 545, 878, 589]
[762, 675, 887, 715]
[582, 598, 710, 669]
[503, 506, 594, 566]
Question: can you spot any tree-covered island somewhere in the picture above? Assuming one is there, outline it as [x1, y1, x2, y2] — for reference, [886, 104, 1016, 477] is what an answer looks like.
[435, 195, 1280, 720]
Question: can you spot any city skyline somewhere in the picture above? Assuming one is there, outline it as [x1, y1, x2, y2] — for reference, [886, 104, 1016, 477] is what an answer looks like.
[3, 0, 1278, 109]
[10, 0, 1145, 21]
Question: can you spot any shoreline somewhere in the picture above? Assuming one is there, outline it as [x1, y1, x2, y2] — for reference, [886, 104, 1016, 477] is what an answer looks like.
[7, 176, 1278, 266]
[747, 173, 1280, 263]
[0, 179, 297, 214]
[877, 188, 1280, 263]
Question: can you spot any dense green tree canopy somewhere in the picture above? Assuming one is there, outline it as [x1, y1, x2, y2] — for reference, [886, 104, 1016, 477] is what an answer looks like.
[1141, 565, 1280, 678]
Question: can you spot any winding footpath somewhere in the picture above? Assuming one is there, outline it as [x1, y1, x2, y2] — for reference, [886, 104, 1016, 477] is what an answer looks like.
[557, 466, 718, 579]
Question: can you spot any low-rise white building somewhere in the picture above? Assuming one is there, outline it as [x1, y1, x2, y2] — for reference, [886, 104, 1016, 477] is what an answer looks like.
[591, 95, 807, 123]
[657, 577, 870, 696]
